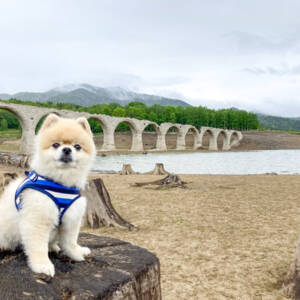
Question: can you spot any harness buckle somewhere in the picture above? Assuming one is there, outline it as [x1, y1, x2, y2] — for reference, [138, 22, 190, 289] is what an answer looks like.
[29, 172, 38, 182]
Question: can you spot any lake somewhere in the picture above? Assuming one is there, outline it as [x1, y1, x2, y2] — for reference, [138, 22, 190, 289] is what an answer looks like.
[92, 149, 300, 175]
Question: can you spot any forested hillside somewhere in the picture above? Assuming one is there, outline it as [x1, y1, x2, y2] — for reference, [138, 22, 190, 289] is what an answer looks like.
[0, 99, 259, 132]
[257, 114, 300, 131]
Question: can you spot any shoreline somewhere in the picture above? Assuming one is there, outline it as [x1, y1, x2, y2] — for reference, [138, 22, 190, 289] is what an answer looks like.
[2, 148, 300, 176]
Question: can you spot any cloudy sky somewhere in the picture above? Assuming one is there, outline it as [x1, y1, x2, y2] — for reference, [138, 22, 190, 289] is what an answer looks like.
[1, 0, 300, 117]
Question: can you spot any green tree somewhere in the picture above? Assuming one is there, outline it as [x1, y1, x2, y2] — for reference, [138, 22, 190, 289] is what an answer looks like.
[112, 107, 126, 117]
[0, 118, 8, 130]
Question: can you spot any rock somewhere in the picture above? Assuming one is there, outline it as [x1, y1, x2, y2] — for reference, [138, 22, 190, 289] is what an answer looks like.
[0, 233, 161, 300]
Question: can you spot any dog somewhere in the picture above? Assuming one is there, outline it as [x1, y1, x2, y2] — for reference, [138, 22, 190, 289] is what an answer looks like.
[0, 113, 95, 276]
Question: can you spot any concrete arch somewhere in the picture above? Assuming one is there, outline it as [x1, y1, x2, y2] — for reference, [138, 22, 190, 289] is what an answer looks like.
[141, 121, 162, 151]
[0, 102, 243, 153]
[86, 115, 110, 150]
[112, 118, 142, 151]
[183, 125, 201, 150]
[228, 131, 241, 148]
[199, 127, 218, 151]
[0, 103, 36, 153]
[159, 123, 184, 151]
[0, 105, 24, 152]
[166, 125, 180, 150]
[216, 130, 231, 151]
[141, 121, 161, 135]
[34, 111, 63, 134]
[86, 115, 109, 132]
[0, 104, 26, 128]
[160, 123, 181, 135]
[85, 114, 115, 151]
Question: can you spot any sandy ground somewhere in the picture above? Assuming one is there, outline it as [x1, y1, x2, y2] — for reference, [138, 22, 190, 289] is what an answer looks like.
[81, 173, 300, 299]
[1, 168, 300, 299]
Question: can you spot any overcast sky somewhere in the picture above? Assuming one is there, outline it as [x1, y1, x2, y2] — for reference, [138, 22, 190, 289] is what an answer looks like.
[1, 0, 300, 117]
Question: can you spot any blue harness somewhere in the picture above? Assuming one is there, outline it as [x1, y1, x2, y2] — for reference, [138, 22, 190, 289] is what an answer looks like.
[15, 171, 81, 225]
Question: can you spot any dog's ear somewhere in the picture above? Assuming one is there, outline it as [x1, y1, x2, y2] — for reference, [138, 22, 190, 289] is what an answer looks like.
[40, 113, 60, 131]
[76, 117, 93, 136]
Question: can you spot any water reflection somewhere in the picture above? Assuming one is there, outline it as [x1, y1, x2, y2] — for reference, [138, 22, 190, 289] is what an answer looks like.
[93, 150, 300, 175]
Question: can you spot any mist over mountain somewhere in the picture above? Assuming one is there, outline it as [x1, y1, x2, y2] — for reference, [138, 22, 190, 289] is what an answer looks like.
[0, 84, 190, 107]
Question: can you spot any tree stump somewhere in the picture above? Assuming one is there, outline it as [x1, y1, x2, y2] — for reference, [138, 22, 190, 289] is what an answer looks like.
[283, 235, 300, 299]
[82, 178, 135, 230]
[0, 233, 161, 300]
[0, 152, 29, 168]
[133, 174, 187, 189]
[120, 164, 137, 175]
[144, 163, 169, 175]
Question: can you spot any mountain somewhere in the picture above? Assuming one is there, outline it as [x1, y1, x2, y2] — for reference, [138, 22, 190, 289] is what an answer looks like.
[257, 113, 300, 131]
[0, 84, 190, 107]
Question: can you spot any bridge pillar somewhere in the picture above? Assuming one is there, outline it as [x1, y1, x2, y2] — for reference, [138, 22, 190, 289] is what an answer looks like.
[156, 133, 167, 151]
[208, 131, 218, 151]
[222, 136, 231, 150]
[193, 133, 202, 149]
[131, 129, 144, 151]
[176, 129, 186, 150]
[102, 127, 116, 151]
[176, 130, 185, 150]
[20, 121, 36, 154]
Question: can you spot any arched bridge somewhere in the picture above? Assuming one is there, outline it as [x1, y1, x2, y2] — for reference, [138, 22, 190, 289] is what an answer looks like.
[0, 102, 243, 154]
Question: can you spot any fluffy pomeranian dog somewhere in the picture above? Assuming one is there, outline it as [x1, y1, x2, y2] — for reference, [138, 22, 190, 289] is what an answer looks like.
[0, 113, 95, 276]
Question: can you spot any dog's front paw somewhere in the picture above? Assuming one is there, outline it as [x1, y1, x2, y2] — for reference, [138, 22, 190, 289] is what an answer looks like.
[80, 246, 91, 256]
[64, 245, 91, 261]
[30, 262, 55, 277]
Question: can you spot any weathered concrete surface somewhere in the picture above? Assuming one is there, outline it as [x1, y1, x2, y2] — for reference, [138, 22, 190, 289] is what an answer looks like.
[0, 102, 242, 154]
[0, 233, 161, 300]
[199, 127, 243, 151]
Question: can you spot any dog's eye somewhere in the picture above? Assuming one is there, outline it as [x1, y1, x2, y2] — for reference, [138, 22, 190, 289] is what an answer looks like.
[52, 143, 60, 149]
[74, 144, 81, 151]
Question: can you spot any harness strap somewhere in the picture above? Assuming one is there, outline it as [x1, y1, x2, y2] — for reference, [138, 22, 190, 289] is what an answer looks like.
[15, 171, 81, 225]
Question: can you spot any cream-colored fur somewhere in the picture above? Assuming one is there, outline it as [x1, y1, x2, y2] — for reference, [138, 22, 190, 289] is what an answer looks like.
[0, 114, 95, 276]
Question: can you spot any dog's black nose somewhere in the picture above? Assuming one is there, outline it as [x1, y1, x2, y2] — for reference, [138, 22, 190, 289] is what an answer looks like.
[62, 147, 72, 155]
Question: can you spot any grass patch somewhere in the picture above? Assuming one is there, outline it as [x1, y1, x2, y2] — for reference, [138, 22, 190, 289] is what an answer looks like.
[0, 129, 21, 139]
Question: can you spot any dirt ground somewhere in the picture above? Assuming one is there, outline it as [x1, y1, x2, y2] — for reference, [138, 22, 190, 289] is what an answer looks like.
[1, 166, 300, 299]
[85, 173, 299, 299]
[2, 131, 300, 153]
[238, 131, 300, 151]
[93, 131, 300, 151]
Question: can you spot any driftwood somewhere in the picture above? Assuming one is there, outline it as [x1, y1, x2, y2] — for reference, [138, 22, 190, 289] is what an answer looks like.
[0, 152, 29, 168]
[283, 235, 300, 299]
[0, 233, 161, 300]
[82, 178, 135, 230]
[133, 174, 187, 189]
[144, 163, 169, 175]
[120, 164, 137, 175]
